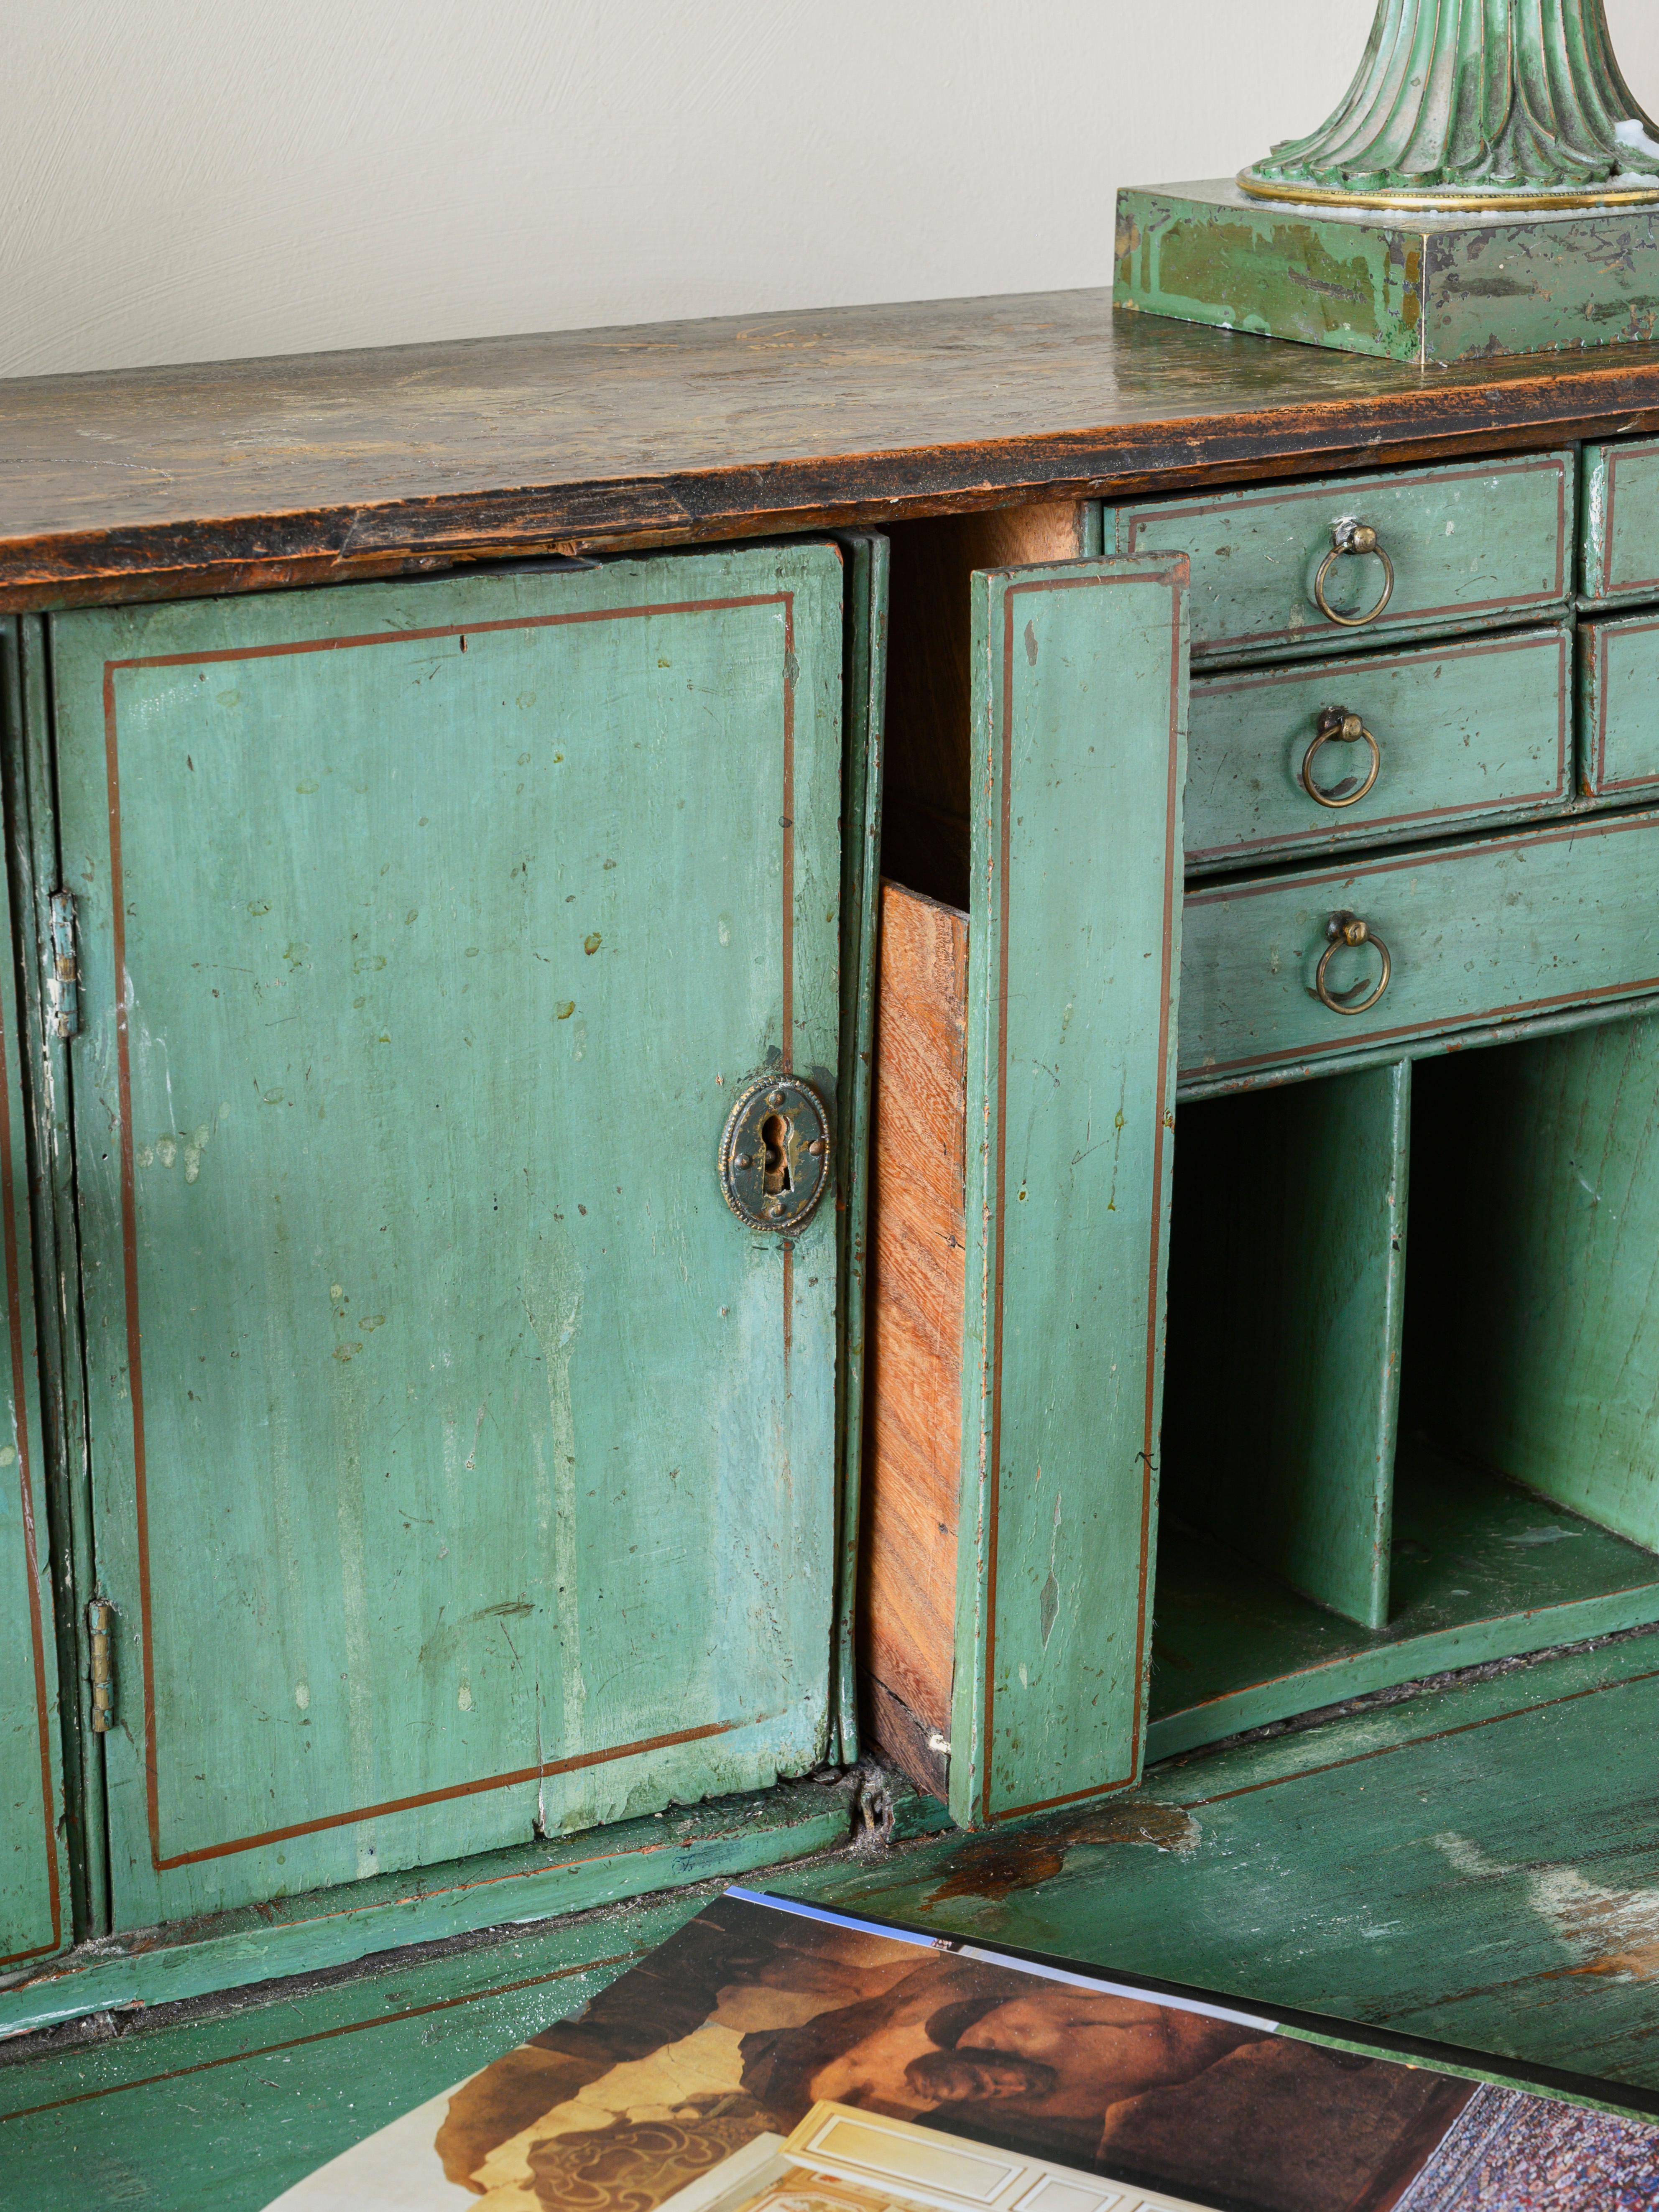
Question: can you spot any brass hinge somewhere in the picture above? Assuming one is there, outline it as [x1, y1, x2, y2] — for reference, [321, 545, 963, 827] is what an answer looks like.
[48, 891, 79, 1040]
[88, 1598, 114, 1732]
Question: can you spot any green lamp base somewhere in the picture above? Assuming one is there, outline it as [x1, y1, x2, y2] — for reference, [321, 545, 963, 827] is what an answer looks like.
[1115, 178, 1659, 364]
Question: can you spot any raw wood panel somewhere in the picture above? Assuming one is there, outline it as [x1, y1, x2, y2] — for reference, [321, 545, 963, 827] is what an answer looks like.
[1162, 1061, 1409, 1633]
[883, 502, 1092, 908]
[49, 547, 846, 1926]
[860, 881, 968, 1800]
[5, 296, 1659, 610]
[1410, 1017, 1659, 1556]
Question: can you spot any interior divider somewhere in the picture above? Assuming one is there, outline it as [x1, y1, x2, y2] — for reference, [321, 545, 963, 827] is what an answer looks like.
[1406, 1013, 1659, 1550]
[1161, 1060, 1411, 1631]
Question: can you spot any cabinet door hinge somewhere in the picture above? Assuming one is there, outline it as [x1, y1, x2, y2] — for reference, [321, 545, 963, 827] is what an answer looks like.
[88, 1598, 115, 1732]
[48, 891, 79, 1039]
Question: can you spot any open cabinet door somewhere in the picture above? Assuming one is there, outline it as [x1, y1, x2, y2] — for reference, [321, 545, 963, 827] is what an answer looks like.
[951, 555, 1188, 1827]
[48, 546, 852, 1926]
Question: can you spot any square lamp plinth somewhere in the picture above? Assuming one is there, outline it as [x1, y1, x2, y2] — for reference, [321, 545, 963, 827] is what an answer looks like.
[1116, 177, 1659, 363]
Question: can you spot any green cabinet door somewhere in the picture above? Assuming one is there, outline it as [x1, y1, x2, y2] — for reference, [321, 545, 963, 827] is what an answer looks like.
[48, 547, 849, 1925]
[0, 623, 68, 1967]
[952, 555, 1187, 1827]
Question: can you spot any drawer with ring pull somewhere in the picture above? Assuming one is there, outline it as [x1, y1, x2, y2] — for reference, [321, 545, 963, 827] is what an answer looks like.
[1105, 451, 1573, 667]
[1179, 807, 1659, 1095]
[1187, 625, 1571, 874]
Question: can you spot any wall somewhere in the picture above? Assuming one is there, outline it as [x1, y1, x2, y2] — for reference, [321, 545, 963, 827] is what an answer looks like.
[5, 0, 1659, 378]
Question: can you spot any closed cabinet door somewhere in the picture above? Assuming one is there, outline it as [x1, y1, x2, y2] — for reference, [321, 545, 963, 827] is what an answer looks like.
[0, 625, 68, 1965]
[49, 547, 847, 1924]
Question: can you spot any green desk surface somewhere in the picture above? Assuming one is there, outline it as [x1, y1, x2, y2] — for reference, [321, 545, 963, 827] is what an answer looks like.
[8, 1627, 1659, 2207]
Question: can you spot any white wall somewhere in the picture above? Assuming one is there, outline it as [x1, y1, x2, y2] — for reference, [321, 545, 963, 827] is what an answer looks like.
[4, 0, 1659, 379]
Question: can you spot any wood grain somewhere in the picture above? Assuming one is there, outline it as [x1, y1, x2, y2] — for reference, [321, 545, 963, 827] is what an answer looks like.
[883, 502, 1090, 906]
[860, 880, 968, 1801]
[8, 294, 1659, 610]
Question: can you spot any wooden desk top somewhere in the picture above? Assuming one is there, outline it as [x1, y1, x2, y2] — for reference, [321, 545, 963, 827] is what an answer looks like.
[6, 289, 1659, 610]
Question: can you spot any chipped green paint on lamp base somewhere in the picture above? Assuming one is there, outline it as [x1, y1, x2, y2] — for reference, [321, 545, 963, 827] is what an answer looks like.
[1115, 177, 1659, 363]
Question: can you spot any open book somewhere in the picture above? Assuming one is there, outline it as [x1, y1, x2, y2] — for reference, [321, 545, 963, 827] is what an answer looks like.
[265, 1886, 1659, 2212]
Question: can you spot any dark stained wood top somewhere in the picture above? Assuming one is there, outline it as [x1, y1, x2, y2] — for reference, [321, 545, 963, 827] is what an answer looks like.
[8, 288, 1659, 611]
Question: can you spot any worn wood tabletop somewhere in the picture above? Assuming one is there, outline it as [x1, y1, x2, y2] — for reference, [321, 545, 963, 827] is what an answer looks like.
[8, 291, 1659, 609]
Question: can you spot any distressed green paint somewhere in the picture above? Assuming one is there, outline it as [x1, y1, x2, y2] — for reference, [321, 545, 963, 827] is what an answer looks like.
[1149, 1440, 1659, 1758]
[1106, 448, 1572, 667]
[953, 556, 1187, 1828]
[48, 547, 845, 1926]
[1188, 627, 1571, 873]
[1411, 1014, 1659, 1554]
[1116, 181, 1659, 362]
[0, 1777, 948, 2043]
[1164, 1062, 1409, 1633]
[831, 532, 887, 1766]
[1180, 806, 1659, 1089]
[9, 1641, 1659, 2208]
[1579, 609, 1659, 799]
[9, 613, 107, 1939]
[788, 1628, 1659, 2092]
[1582, 438, 1659, 603]
[1243, 0, 1659, 200]
[0, 1891, 701, 2212]
[0, 621, 68, 1971]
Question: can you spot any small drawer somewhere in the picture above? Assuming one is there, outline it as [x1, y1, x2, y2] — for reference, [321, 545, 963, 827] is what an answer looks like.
[1181, 809, 1659, 1092]
[1580, 610, 1659, 801]
[1108, 452, 1573, 665]
[1582, 437, 1659, 605]
[1188, 626, 1570, 873]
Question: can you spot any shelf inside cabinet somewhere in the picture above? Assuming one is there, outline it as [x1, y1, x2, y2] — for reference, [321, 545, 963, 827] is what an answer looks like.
[1147, 1438, 1659, 1761]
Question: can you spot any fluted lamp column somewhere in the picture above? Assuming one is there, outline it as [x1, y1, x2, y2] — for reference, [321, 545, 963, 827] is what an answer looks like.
[1115, 0, 1659, 357]
[1243, 0, 1659, 210]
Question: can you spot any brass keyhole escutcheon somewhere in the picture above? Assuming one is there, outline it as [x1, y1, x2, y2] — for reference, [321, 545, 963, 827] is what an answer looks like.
[1301, 705, 1382, 809]
[718, 1074, 831, 1231]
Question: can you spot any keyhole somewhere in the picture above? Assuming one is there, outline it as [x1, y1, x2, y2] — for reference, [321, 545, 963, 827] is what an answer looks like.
[761, 1113, 792, 1196]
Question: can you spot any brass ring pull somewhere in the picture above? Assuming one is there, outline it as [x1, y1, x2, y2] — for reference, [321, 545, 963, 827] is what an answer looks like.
[1301, 706, 1381, 809]
[1313, 522, 1395, 628]
[1314, 911, 1391, 1016]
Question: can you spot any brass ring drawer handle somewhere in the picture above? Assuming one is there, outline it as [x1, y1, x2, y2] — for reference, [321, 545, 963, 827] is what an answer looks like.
[1313, 521, 1395, 628]
[1301, 706, 1381, 809]
[1314, 911, 1391, 1016]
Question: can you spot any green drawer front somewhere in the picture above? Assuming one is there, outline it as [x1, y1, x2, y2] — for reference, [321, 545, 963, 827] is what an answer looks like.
[1181, 810, 1659, 1089]
[1581, 611, 1659, 800]
[1110, 453, 1572, 666]
[1188, 626, 1570, 873]
[1582, 438, 1659, 605]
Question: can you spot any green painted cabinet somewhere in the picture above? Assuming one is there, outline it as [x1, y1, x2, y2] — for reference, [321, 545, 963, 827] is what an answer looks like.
[1187, 627, 1570, 872]
[1581, 437, 1659, 605]
[1579, 610, 1659, 801]
[46, 547, 860, 1924]
[1107, 453, 1572, 667]
[954, 556, 1187, 1826]
[0, 623, 69, 1968]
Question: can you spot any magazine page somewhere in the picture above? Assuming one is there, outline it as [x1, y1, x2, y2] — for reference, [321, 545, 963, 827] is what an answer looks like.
[263, 1887, 1659, 2212]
